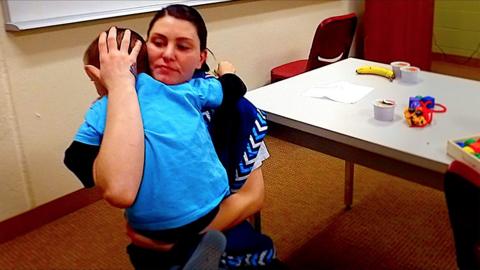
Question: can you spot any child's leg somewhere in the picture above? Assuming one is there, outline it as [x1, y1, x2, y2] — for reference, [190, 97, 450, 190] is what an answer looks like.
[183, 230, 227, 270]
[127, 206, 222, 269]
[127, 243, 174, 270]
[127, 230, 226, 270]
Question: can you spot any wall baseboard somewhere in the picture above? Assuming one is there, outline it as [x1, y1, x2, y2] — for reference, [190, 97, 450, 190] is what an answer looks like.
[432, 52, 480, 67]
[0, 187, 102, 244]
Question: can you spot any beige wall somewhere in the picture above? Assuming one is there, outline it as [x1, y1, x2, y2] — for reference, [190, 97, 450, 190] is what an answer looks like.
[0, 0, 363, 222]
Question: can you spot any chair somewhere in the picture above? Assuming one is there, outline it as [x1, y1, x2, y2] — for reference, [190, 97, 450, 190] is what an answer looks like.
[444, 160, 480, 270]
[270, 13, 357, 83]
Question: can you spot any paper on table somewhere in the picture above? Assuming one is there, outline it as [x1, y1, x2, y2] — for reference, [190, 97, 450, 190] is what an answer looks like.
[303, 81, 374, 104]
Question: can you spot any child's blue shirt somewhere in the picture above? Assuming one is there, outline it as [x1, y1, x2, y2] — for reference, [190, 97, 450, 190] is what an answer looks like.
[74, 73, 229, 230]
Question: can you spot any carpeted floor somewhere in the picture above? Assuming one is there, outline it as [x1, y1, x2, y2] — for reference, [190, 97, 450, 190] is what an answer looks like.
[0, 136, 457, 270]
[0, 200, 131, 269]
[262, 137, 456, 270]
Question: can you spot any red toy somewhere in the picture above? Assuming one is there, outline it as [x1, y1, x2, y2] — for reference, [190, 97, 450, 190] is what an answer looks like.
[404, 96, 447, 128]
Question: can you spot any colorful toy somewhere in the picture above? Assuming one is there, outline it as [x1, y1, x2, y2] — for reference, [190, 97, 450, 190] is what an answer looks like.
[455, 137, 480, 160]
[447, 136, 480, 174]
[404, 106, 430, 127]
[469, 142, 480, 153]
[403, 95, 447, 127]
[464, 138, 477, 146]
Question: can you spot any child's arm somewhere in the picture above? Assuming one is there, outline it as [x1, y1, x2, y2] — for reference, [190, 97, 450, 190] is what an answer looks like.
[64, 141, 99, 188]
[209, 61, 248, 175]
[216, 61, 246, 105]
[64, 98, 106, 189]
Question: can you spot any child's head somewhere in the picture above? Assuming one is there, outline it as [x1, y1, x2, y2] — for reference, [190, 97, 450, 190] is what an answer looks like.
[83, 27, 149, 97]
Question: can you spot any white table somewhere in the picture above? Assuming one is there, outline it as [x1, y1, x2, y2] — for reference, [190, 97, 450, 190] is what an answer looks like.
[246, 58, 480, 207]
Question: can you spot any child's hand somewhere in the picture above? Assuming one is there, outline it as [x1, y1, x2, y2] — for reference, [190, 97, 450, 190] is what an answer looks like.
[98, 27, 142, 94]
[215, 61, 236, 76]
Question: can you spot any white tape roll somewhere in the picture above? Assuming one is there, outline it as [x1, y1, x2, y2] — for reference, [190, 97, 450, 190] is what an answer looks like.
[400, 66, 420, 83]
[390, 61, 410, 79]
[373, 99, 396, 121]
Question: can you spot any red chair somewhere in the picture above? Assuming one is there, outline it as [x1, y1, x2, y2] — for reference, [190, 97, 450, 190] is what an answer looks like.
[444, 160, 480, 270]
[270, 13, 357, 83]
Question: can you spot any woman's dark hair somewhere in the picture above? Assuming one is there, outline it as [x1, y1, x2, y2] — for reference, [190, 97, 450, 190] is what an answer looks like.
[147, 4, 210, 72]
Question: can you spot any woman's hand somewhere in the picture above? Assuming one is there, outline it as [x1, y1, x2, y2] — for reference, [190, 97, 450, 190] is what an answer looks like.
[93, 27, 145, 208]
[215, 61, 236, 76]
[126, 224, 175, 251]
[98, 27, 142, 94]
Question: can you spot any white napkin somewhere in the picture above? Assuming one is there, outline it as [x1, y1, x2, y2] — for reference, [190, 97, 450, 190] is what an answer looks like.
[303, 81, 374, 104]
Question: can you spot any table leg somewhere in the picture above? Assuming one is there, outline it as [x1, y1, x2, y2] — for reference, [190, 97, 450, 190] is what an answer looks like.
[345, 161, 354, 209]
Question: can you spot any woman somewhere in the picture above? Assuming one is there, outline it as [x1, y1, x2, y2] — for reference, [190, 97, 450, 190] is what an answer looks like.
[66, 4, 275, 269]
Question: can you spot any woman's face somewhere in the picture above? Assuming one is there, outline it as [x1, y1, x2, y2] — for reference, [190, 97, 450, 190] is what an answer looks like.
[147, 15, 207, 85]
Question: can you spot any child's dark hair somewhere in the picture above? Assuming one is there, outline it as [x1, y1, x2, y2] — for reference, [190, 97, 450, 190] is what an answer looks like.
[147, 5, 210, 72]
[83, 27, 149, 74]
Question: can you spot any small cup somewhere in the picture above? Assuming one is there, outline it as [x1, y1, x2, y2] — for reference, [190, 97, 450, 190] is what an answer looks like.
[390, 61, 410, 79]
[373, 99, 396, 121]
[400, 66, 420, 83]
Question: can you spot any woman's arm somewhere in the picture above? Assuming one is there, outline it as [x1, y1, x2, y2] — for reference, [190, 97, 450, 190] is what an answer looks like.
[126, 166, 265, 249]
[93, 28, 144, 208]
[204, 167, 265, 231]
[206, 64, 264, 229]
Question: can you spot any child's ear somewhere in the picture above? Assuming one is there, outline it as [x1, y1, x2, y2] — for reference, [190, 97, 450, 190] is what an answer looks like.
[84, 65, 101, 82]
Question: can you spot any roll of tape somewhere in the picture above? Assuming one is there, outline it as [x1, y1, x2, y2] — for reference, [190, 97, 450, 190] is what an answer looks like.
[390, 61, 410, 79]
[400, 66, 420, 83]
[373, 99, 396, 121]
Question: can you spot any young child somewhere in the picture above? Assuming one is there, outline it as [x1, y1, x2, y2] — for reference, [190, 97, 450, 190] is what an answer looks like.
[82, 28, 150, 98]
[70, 27, 246, 268]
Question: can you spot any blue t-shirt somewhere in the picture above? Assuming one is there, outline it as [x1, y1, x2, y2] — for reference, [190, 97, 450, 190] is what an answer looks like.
[75, 73, 230, 230]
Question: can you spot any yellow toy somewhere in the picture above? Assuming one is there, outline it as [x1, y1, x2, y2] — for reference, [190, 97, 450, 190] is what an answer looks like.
[404, 106, 430, 127]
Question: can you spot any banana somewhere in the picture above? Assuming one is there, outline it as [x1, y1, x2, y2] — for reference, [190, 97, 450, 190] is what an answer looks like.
[356, 66, 395, 81]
